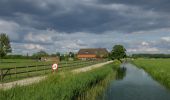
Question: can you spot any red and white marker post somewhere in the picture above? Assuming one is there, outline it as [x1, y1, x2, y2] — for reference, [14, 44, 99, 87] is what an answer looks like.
[52, 63, 58, 73]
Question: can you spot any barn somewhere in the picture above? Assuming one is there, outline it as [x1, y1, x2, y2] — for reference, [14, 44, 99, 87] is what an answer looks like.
[77, 48, 108, 60]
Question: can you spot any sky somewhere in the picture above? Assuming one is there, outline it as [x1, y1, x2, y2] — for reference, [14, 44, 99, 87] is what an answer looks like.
[0, 0, 170, 55]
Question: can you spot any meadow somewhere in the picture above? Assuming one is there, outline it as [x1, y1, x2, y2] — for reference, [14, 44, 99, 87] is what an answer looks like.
[0, 59, 106, 82]
[0, 62, 120, 100]
[0, 59, 70, 68]
[133, 58, 170, 89]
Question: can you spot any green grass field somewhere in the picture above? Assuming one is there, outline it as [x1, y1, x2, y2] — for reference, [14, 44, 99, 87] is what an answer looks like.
[133, 58, 170, 89]
[0, 62, 119, 100]
[0, 59, 53, 68]
[0, 59, 106, 82]
[0, 59, 105, 68]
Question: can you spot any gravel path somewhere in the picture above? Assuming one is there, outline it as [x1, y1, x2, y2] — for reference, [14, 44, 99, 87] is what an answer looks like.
[72, 61, 113, 73]
[0, 61, 112, 90]
[0, 76, 46, 90]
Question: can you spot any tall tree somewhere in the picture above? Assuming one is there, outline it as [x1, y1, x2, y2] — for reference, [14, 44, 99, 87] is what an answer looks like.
[69, 52, 75, 58]
[111, 45, 126, 62]
[32, 50, 48, 58]
[0, 33, 12, 58]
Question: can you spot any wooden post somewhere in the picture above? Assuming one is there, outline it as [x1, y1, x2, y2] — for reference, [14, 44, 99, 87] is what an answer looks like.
[36, 64, 37, 75]
[44, 65, 46, 74]
[0, 69, 3, 82]
[15, 66, 17, 79]
[27, 66, 29, 77]
[9, 69, 11, 79]
[66, 62, 68, 67]
[83, 61, 84, 66]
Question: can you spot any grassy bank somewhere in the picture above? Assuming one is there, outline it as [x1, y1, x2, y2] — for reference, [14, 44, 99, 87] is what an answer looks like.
[133, 58, 170, 89]
[77, 61, 120, 100]
[0, 61, 120, 100]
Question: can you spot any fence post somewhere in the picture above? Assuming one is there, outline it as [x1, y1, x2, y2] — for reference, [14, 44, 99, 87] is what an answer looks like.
[44, 65, 46, 74]
[84, 61, 85, 66]
[9, 69, 11, 79]
[15, 66, 17, 79]
[36, 64, 37, 75]
[66, 61, 68, 67]
[27, 66, 29, 77]
[0, 69, 3, 82]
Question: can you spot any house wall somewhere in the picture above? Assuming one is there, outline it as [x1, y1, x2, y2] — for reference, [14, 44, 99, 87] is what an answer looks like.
[77, 54, 96, 58]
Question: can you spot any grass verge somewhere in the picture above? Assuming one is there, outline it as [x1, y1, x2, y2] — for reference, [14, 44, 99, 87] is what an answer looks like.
[76, 69, 117, 100]
[133, 58, 170, 89]
[0, 61, 119, 100]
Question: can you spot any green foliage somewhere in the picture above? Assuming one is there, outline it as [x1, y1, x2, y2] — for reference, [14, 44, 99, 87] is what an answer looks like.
[32, 50, 49, 58]
[133, 59, 170, 89]
[59, 53, 76, 61]
[0, 63, 119, 100]
[69, 52, 74, 58]
[0, 33, 12, 58]
[111, 45, 126, 61]
[113, 59, 121, 66]
[56, 52, 61, 57]
[60, 54, 69, 61]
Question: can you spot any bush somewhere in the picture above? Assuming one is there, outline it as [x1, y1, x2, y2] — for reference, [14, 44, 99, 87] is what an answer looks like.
[114, 59, 121, 66]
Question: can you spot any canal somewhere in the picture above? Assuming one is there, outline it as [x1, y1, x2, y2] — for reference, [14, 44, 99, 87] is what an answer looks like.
[99, 63, 170, 100]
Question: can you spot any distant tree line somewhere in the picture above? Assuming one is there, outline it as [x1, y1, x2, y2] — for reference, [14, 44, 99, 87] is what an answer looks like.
[2, 50, 77, 61]
[132, 54, 170, 58]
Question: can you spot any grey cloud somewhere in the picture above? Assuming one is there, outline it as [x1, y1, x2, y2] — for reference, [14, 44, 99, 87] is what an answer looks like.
[1, 0, 170, 33]
[0, 0, 170, 54]
[98, 0, 170, 12]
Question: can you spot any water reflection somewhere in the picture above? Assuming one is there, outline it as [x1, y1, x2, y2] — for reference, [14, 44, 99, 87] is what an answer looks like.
[99, 63, 170, 100]
[116, 67, 126, 80]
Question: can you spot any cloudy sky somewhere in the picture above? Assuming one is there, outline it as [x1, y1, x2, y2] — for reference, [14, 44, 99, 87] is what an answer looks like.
[0, 0, 170, 55]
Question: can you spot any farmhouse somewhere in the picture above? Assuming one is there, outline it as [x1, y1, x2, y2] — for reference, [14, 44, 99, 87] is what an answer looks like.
[77, 48, 108, 60]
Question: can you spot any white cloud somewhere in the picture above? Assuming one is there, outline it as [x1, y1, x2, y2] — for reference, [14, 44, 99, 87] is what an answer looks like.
[141, 41, 149, 46]
[25, 32, 52, 43]
[24, 44, 45, 50]
[131, 28, 170, 34]
[127, 47, 159, 53]
[161, 37, 170, 42]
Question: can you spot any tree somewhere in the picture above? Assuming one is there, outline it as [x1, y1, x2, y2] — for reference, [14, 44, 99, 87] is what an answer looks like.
[69, 52, 75, 58]
[56, 52, 61, 57]
[111, 45, 126, 62]
[0, 33, 12, 58]
[32, 50, 48, 58]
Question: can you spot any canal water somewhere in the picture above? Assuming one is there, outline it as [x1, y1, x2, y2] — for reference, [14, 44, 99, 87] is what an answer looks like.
[99, 63, 170, 100]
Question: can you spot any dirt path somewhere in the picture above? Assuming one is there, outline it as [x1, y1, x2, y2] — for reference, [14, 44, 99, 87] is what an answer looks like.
[0, 61, 112, 90]
[72, 61, 113, 73]
[0, 76, 47, 90]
